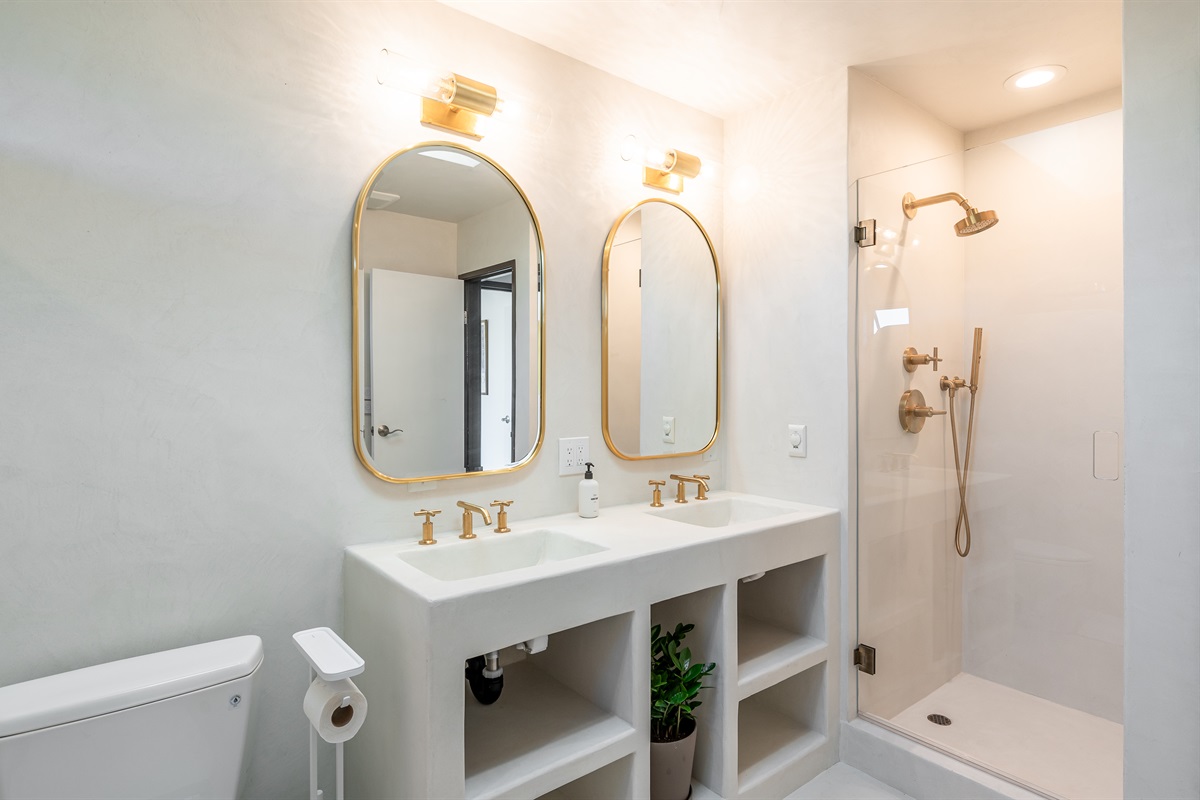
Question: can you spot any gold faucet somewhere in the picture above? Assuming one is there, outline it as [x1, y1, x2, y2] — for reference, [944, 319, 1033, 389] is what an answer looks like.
[669, 474, 709, 504]
[456, 501, 492, 539]
[489, 500, 513, 533]
[648, 480, 666, 507]
[903, 346, 943, 373]
[413, 509, 441, 546]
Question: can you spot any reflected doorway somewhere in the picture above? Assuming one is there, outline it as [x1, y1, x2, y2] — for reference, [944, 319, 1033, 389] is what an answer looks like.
[464, 262, 515, 472]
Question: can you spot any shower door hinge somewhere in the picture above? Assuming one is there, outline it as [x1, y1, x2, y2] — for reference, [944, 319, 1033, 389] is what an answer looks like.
[853, 643, 876, 675]
[854, 219, 876, 248]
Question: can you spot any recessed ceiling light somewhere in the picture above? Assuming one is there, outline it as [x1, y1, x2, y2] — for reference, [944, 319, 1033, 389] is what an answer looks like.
[1004, 65, 1067, 91]
[418, 150, 480, 168]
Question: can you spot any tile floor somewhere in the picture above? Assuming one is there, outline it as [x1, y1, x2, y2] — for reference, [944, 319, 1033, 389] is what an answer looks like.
[785, 763, 913, 799]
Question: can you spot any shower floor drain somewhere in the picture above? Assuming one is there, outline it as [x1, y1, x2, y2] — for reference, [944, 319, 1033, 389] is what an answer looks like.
[927, 713, 952, 726]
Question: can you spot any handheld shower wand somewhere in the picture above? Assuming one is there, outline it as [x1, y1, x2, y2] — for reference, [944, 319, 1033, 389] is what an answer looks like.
[943, 327, 984, 557]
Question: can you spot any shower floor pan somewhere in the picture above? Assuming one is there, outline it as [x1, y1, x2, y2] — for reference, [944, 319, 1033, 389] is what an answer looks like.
[889, 673, 1122, 800]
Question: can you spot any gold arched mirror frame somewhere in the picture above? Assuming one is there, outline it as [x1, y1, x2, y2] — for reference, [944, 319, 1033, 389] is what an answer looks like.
[352, 141, 546, 483]
[601, 198, 721, 461]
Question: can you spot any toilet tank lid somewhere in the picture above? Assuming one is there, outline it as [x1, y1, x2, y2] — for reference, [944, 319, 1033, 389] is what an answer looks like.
[0, 635, 263, 738]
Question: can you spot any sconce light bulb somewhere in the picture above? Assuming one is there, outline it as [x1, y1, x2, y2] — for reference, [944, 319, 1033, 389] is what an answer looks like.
[377, 49, 454, 103]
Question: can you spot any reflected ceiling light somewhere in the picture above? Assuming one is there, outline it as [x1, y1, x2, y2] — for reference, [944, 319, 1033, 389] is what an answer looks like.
[1003, 65, 1067, 91]
[418, 150, 480, 168]
[621, 134, 702, 194]
[377, 49, 502, 139]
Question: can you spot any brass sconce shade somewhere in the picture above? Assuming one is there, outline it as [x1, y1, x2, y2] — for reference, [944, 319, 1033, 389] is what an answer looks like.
[623, 135, 703, 194]
[378, 49, 502, 140]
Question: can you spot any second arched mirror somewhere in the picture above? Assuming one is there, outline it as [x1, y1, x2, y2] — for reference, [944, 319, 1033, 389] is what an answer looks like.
[601, 199, 720, 460]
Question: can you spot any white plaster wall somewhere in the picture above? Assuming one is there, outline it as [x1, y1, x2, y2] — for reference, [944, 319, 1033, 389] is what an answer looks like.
[723, 71, 849, 771]
[963, 111, 1124, 722]
[360, 210, 457, 276]
[1122, 1, 1200, 796]
[0, 2, 722, 797]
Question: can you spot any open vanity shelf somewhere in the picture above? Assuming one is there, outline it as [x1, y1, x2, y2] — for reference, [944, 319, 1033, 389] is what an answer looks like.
[343, 495, 839, 799]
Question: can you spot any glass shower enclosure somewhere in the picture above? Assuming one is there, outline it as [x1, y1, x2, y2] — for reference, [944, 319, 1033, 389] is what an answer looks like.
[854, 111, 1125, 800]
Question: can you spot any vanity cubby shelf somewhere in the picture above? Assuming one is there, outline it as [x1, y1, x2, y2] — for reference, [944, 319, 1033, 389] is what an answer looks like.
[465, 614, 638, 800]
[736, 557, 828, 700]
[737, 663, 828, 797]
[343, 494, 839, 800]
[535, 754, 636, 799]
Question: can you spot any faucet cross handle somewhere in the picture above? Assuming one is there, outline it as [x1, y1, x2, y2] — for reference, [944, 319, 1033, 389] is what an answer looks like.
[648, 480, 666, 508]
[413, 509, 441, 546]
[903, 346, 944, 373]
[489, 500, 513, 533]
[691, 474, 711, 500]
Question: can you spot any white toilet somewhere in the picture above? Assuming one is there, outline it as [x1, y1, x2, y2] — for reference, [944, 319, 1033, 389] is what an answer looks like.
[0, 635, 263, 800]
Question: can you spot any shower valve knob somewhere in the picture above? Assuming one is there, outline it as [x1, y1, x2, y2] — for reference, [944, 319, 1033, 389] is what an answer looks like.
[903, 346, 942, 373]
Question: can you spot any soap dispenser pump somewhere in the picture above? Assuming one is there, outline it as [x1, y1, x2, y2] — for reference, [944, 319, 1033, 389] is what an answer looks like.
[578, 462, 599, 518]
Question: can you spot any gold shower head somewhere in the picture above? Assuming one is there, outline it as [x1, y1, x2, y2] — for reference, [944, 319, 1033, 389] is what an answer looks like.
[902, 192, 999, 237]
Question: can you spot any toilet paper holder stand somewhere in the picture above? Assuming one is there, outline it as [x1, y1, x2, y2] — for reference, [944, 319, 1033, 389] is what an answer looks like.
[294, 627, 366, 800]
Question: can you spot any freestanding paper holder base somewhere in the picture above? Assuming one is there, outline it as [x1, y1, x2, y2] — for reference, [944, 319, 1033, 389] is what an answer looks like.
[294, 627, 366, 800]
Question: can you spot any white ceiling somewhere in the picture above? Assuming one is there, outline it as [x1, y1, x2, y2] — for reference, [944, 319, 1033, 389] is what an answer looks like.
[441, 0, 1122, 132]
[371, 148, 519, 222]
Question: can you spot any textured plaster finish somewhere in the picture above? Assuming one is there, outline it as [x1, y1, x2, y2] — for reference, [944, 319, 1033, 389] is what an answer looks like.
[1122, 1, 1200, 797]
[0, 3, 721, 797]
[722, 71, 849, 772]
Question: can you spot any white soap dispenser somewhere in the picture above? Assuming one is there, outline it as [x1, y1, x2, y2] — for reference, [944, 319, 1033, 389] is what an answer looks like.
[578, 462, 599, 518]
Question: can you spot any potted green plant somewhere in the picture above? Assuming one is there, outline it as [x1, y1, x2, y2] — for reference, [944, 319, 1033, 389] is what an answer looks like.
[650, 622, 717, 800]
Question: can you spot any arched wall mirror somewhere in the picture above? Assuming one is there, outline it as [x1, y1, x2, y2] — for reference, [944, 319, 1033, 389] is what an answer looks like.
[602, 198, 720, 460]
[352, 142, 545, 483]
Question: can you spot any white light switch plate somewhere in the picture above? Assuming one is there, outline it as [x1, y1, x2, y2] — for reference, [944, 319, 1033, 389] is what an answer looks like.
[788, 424, 807, 458]
[662, 416, 675, 444]
[559, 437, 590, 475]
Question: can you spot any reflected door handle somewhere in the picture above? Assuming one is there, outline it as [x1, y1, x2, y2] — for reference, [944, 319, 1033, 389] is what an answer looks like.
[500, 416, 511, 423]
[377, 424, 403, 437]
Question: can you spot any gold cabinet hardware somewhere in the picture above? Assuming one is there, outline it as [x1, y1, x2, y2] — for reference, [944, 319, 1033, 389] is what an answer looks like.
[648, 480, 666, 508]
[692, 474, 711, 500]
[489, 500, 513, 533]
[903, 346, 943, 373]
[456, 501, 492, 539]
[413, 509, 441, 546]
[899, 389, 947, 434]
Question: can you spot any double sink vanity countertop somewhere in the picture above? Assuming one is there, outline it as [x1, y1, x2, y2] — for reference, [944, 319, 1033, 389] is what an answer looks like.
[345, 492, 838, 655]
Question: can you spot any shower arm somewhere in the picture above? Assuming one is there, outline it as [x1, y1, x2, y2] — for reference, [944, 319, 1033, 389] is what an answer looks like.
[904, 192, 974, 214]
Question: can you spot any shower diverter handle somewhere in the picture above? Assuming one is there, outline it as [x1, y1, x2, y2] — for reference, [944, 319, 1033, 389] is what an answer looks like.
[899, 389, 946, 433]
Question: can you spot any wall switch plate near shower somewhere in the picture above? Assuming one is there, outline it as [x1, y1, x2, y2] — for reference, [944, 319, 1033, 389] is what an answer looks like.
[559, 437, 590, 475]
[788, 424, 807, 458]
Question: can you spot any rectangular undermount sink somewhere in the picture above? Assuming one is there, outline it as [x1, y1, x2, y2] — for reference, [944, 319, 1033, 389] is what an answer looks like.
[650, 497, 793, 528]
[397, 530, 608, 581]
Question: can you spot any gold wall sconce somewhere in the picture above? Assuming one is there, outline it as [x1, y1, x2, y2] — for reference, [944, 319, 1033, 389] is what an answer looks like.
[621, 135, 702, 194]
[377, 49, 501, 140]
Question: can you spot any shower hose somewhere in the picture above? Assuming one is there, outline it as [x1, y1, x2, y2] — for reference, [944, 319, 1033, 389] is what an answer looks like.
[947, 383, 978, 558]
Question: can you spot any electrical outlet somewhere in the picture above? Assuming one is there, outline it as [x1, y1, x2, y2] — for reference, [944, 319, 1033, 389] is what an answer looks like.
[662, 416, 675, 444]
[558, 436, 590, 475]
[788, 424, 807, 458]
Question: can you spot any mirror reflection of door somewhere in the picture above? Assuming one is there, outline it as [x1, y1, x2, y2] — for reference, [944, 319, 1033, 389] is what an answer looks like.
[464, 263, 515, 472]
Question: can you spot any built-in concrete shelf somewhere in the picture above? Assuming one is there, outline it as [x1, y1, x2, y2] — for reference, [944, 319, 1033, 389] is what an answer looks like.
[536, 755, 636, 799]
[737, 662, 828, 798]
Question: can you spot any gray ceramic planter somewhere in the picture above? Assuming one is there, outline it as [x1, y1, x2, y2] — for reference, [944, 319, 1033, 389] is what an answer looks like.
[650, 720, 697, 800]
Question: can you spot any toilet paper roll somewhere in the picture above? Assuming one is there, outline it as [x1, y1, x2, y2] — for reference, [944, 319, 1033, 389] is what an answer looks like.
[303, 677, 368, 744]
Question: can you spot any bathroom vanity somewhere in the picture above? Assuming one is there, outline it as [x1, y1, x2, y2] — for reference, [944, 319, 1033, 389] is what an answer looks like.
[343, 493, 839, 799]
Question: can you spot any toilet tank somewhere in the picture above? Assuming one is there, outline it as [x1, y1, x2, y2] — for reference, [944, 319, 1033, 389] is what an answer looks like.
[0, 635, 263, 800]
